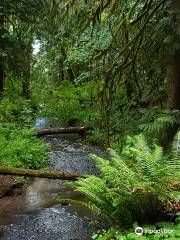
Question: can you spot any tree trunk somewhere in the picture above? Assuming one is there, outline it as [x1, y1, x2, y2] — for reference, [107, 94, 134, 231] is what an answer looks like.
[168, 1, 180, 110]
[0, 166, 83, 180]
[168, 53, 180, 109]
[67, 68, 75, 82]
[61, 47, 75, 82]
[58, 60, 64, 83]
[36, 127, 89, 136]
[165, 53, 180, 149]
[0, 14, 4, 98]
[164, 0, 180, 149]
[57, 49, 65, 84]
[22, 40, 32, 100]
[0, 56, 4, 98]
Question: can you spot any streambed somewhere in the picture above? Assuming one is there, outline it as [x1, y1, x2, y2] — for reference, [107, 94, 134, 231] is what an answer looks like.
[0, 135, 106, 240]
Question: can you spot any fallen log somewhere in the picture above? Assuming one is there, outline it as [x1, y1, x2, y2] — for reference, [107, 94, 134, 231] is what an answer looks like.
[0, 167, 84, 180]
[36, 127, 89, 137]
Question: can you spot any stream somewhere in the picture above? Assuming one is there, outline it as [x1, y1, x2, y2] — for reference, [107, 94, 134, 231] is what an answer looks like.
[0, 131, 106, 240]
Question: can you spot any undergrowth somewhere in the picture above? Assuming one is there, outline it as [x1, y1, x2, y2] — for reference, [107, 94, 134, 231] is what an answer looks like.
[0, 97, 34, 126]
[63, 134, 180, 226]
[92, 220, 180, 240]
[0, 123, 48, 169]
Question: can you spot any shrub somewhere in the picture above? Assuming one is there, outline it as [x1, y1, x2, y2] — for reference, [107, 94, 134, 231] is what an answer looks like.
[92, 221, 180, 240]
[0, 97, 33, 126]
[0, 123, 48, 169]
[39, 80, 102, 129]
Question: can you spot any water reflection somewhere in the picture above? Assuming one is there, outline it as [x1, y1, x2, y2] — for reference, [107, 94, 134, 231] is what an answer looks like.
[25, 179, 58, 209]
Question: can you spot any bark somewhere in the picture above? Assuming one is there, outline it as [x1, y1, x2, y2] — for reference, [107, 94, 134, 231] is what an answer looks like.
[67, 68, 76, 82]
[61, 47, 75, 82]
[164, 0, 180, 149]
[57, 48, 65, 83]
[0, 14, 4, 98]
[58, 60, 64, 83]
[167, 1, 180, 110]
[168, 52, 180, 109]
[36, 127, 89, 137]
[22, 40, 32, 100]
[0, 56, 4, 98]
[0, 167, 83, 180]
[165, 53, 180, 149]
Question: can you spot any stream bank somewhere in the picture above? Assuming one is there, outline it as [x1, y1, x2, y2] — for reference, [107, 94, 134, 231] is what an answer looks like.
[0, 134, 106, 240]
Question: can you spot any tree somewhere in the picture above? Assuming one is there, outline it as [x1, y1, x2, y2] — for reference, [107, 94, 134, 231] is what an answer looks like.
[0, 0, 48, 99]
[56, 0, 179, 147]
[0, 14, 4, 97]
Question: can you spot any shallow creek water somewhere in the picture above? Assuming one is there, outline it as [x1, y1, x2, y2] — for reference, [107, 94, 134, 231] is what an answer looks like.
[0, 134, 106, 240]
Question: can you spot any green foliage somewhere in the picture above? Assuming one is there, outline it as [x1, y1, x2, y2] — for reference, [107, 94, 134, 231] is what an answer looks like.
[138, 108, 180, 143]
[111, 108, 180, 150]
[55, 0, 169, 145]
[65, 25, 111, 72]
[87, 128, 105, 145]
[2, 0, 49, 84]
[3, 0, 179, 148]
[40, 80, 101, 128]
[92, 222, 180, 240]
[1, 2, 180, 238]
[0, 97, 33, 126]
[15, 0, 177, 148]
[70, 135, 179, 225]
[0, 123, 48, 169]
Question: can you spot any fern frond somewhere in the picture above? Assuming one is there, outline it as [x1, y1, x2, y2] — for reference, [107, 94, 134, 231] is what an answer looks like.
[66, 134, 180, 225]
[139, 108, 180, 141]
[167, 131, 180, 180]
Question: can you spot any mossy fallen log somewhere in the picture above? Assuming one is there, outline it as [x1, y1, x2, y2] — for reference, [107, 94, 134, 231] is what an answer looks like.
[36, 127, 89, 137]
[0, 167, 84, 180]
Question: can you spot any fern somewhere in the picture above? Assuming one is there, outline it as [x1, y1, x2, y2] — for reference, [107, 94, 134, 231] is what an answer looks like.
[166, 132, 180, 186]
[139, 108, 180, 143]
[129, 135, 173, 191]
[64, 134, 180, 226]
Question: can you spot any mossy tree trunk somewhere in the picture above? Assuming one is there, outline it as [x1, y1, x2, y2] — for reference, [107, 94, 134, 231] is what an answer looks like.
[163, 0, 180, 149]
[168, 1, 180, 110]
[0, 14, 4, 98]
[22, 39, 33, 100]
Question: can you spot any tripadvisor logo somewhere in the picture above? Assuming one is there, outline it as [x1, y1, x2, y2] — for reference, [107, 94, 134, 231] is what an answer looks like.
[135, 227, 173, 236]
[135, 227, 143, 236]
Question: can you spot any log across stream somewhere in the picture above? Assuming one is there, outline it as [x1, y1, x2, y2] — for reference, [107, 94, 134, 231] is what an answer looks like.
[36, 126, 89, 137]
[0, 166, 84, 180]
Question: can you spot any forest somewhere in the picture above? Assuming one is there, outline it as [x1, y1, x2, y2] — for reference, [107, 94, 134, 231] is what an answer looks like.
[0, 0, 180, 239]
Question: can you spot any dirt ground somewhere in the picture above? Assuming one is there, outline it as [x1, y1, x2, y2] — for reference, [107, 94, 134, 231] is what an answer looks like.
[0, 175, 23, 212]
